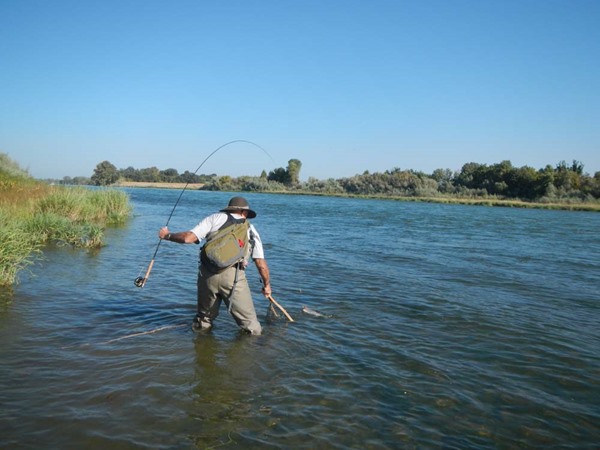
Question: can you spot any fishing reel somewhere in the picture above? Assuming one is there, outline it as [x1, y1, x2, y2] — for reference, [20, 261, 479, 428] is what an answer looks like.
[134, 277, 146, 288]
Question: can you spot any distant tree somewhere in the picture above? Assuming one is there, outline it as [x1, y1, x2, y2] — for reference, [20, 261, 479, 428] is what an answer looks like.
[198, 173, 217, 183]
[287, 159, 302, 185]
[454, 162, 482, 189]
[431, 168, 455, 193]
[72, 176, 91, 185]
[219, 175, 232, 185]
[571, 160, 584, 175]
[181, 170, 201, 183]
[592, 172, 600, 198]
[160, 168, 179, 182]
[268, 167, 290, 184]
[505, 165, 538, 199]
[120, 166, 140, 181]
[554, 161, 582, 192]
[91, 161, 119, 186]
[305, 177, 344, 194]
[138, 167, 161, 182]
[431, 168, 453, 182]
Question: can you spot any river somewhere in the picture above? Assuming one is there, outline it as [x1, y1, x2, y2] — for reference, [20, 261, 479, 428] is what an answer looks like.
[1, 189, 599, 449]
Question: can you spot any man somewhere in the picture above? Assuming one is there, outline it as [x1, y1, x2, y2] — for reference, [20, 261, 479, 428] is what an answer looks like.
[158, 196, 271, 335]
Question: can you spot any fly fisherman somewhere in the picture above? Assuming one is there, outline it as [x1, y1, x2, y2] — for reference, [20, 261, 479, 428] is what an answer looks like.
[158, 197, 272, 335]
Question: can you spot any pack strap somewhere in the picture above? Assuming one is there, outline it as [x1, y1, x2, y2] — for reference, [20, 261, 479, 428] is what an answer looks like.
[225, 264, 241, 314]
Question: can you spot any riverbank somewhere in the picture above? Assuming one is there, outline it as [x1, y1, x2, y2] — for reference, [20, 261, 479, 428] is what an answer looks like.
[113, 181, 600, 212]
[115, 181, 205, 189]
[357, 194, 600, 212]
[1, 179, 132, 287]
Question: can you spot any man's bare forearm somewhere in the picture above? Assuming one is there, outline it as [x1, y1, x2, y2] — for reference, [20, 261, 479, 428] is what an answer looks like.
[254, 258, 271, 295]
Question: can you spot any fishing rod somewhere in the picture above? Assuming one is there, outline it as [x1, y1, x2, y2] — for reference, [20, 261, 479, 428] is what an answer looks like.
[134, 139, 274, 288]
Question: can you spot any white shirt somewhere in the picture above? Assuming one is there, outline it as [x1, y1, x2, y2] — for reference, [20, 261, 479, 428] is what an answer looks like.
[190, 212, 265, 260]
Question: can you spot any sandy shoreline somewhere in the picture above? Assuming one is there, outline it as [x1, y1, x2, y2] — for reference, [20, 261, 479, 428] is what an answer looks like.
[111, 181, 599, 211]
[115, 181, 205, 189]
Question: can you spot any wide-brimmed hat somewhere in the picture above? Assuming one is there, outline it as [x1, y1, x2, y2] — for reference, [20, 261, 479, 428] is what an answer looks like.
[221, 196, 257, 218]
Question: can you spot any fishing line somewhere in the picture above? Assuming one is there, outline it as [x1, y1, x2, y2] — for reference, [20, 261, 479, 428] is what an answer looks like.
[60, 324, 188, 349]
[134, 140, 275, 288]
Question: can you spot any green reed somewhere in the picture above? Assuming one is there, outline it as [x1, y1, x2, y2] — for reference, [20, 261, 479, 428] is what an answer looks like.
[36, 187, 131, 225]
[1, 172, 132, 286]
[0, 210, 43, 287]
[24, 211, 105, 248]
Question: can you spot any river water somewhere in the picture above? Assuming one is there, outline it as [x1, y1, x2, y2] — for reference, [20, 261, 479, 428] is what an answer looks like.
[1, 189, 599, 449]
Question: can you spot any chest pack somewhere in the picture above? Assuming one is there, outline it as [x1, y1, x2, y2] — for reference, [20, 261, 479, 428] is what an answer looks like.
[200, 214, 250, 271]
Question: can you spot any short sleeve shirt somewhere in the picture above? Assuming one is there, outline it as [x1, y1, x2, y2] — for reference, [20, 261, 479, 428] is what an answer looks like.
[190, 212, 265, 260]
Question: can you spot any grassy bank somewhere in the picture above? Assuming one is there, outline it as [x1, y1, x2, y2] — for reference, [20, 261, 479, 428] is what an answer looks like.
[356, 194, 600, 212]
[115, 181, 205, 189]
[1, 165, 131, 286]
[228, 188, 600, 212]
[114, 180, 599, 212]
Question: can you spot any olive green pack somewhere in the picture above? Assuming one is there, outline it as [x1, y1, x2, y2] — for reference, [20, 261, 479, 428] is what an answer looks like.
[201, 216, 249, 271]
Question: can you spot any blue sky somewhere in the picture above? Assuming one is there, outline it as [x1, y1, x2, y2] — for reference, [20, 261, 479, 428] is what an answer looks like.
[1, 0, 599, 180]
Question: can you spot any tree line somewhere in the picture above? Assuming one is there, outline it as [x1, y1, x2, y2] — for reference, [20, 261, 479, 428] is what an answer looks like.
[86, 159, 302, 187]
[332, 160, 599, 202]
[83, 158, 599, 203]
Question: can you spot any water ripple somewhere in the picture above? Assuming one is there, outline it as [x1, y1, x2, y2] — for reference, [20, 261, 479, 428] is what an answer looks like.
[1, 192, 599, 449]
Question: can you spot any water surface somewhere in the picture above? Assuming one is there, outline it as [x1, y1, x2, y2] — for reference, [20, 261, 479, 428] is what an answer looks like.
[1, 190, 599, 449]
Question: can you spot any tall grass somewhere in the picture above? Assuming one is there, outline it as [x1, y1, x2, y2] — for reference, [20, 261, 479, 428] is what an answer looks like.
[36, 187, 131, 225]
[1, 154, 132, 286]
[0, 210, 43, 288]
[0, 153, 30, 178]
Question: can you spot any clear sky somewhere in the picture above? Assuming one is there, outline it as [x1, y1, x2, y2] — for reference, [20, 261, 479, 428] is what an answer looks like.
[1, 0, 599, 180]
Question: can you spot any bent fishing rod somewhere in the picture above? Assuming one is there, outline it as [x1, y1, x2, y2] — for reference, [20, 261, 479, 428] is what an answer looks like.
[134, 139, 274, 288]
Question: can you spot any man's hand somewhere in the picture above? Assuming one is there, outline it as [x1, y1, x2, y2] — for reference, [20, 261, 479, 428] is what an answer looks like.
[262, 283, 272, 297]
[158, 227, 170, 239]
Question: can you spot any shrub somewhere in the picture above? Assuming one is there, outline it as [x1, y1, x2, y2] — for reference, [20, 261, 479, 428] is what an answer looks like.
[1, 180, 132, 286]
[0, 210, 42, 286]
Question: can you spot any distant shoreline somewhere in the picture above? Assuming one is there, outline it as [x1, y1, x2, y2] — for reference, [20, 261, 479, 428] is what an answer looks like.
[114, 181, 205, 190]
[111, 181, 599, 212]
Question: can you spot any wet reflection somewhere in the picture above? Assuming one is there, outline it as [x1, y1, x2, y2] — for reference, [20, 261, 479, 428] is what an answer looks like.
[188, 333, 275, 447]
